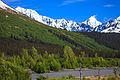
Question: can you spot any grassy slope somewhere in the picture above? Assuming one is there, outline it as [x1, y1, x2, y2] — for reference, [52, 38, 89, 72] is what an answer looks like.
[0, 9, 113, 55]
[0, 10, 70, 46]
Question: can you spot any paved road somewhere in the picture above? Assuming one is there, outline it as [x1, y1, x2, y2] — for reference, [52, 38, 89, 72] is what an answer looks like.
[32, 68, 120, 80]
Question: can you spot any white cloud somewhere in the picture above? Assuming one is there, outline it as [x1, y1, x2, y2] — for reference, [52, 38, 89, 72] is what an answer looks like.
[60, 0, 86, 6]
[104, 4, 114, 8]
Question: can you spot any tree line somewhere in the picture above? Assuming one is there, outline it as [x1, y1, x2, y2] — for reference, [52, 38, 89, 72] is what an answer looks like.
[82, 32, 120, 50]
[0, 46, 120, 80]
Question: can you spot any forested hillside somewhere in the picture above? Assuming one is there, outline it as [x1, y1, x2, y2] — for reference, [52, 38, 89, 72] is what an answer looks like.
[82, 32, 120, 50]
[0, 9, 119, 57]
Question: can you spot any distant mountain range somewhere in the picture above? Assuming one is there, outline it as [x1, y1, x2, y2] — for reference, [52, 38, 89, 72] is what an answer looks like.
[0, 0, 120, 33]
[15, 6, 120, 33]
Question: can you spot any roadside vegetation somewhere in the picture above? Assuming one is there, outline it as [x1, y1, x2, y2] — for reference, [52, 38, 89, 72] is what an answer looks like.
[37, 75, 120, 80]
[0, 46, 120, 80]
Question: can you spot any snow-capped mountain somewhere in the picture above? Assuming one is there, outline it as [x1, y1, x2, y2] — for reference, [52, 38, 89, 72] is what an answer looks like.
[15, 7, 44, 23]
[15, 6, 120, 33]
[0, 0, 120, 33]
[0, 0, 14, 10]
[15, 6, 103, 32]
[83, 15, 102, 28]
[95, 16, 120, 33]
[15, 6, 82, 31]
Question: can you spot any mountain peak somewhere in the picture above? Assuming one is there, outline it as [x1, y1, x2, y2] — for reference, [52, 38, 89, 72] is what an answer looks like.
[83, 15, 102, 28]
[89, 15, 97, 21]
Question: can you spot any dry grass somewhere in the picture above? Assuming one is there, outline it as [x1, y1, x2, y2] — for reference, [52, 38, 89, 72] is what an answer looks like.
[83, 76, 120, 80]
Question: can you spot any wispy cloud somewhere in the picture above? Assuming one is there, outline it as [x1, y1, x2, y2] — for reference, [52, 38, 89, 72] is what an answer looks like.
[60, 0, 86, 6]
[104, 4, 114, 8]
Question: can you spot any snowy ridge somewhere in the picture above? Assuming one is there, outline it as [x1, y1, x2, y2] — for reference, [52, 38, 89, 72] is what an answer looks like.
[16, 6, 120, 33]
[16, 6, 101, 31]
[16, 7, 44, 23]
[95, 16, 120, 33]
[0, 0, 120, 33]
[0, 0, 14, 10]
[16, 6, 82, 31]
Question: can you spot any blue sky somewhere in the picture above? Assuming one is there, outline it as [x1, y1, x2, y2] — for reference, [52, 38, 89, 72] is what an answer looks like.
[3, 0, 120, 22]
